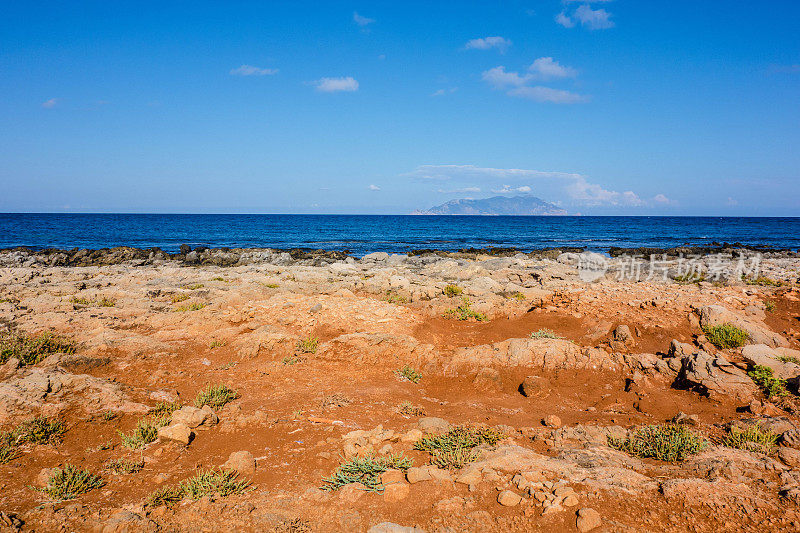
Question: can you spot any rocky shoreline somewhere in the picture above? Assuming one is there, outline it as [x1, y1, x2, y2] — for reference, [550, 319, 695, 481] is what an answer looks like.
[1, 248, 800, 531]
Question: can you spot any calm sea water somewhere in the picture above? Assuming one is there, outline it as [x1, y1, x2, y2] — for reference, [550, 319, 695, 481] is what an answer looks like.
[0, 214, 798, 256]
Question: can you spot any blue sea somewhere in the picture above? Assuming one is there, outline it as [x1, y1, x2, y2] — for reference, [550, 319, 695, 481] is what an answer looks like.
[0, 214, 798, 256]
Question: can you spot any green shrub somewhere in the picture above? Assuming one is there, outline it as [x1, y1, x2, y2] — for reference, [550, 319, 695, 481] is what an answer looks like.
[98, 297, 116, 307]
[174, 303, 207, 312]
[194, 384, 238, 409]
[443, 285, 463, 297]
[171, 294, 190, 303]
[722, 423, 778, 454]
[778, 355, 800, 365]
[674, 273, 705, 284]
[703, 323, 749, 349]
[209, 340, 226, 349]
[443, 297, 487, 322]
[264, 283, 279, 289]
[296, 336, 319, 354]
[530, 328, 562, 339]
[748, 365, 788, 398]
[608, 424, 707, 462]
[742, 275, 781, 287]
[183, 283, 204, 290]
[0, 431, 19, 464]
[415, 426, 505, 469]
[765, 301, 775, 312]
[321, 454, 412, 492]
[119, 418, 161, 449]
[145, 468, 251, 507]
[396, 401, 425, 417]
[0, 331, 75, 366]
[37, 464, 104, 500]
[384, 291, 408, 304]
[106, 457, 145, 474]
[395, 366, 422, 384]
[16, 416, 64, 444]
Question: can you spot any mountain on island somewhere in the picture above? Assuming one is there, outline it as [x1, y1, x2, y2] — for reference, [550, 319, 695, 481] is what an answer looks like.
[414, 195, 567, 215]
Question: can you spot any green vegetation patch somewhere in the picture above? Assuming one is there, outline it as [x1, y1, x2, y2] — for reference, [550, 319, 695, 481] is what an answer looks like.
[722, 423, 778, 454]
[674, 273, 706, 284]
[174, 302, 207, 312]
[384, 291, 408, 304]
[264, 283, 279, 289]
[171, 293, 190, 303]
[396, 401, 426, 417]
[742, 275, 782, 287]
[0, 331, 75, 366]
[37, 464, 104, 501]
[183, 283, 205, 290]
[443, 285, 462, 297]
[107, 457, 145, 475]
[702, 323, 749, 349]
[608, 424, 708, 462]
[765, 301, 775, 312]
[0, 431, 19, 464]
[415, 426, 505, 469]
[194, 384, 238, 409]
[146, 468, 251, 507]
[777, 355, 800, 365]
[296, 336, 319, 354]
[395, 365, 422, 384]
[443, 297, 487, 322]
[321, 454, 412, 492]
[530, 328, 563, 339]
[748, 365, 788, 398]
[16, 416, 65, 444]
[209, 339, 226, 349]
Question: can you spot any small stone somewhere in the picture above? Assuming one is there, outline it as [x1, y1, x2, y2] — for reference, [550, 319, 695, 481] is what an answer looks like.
[577, 508, 602, 532]
[222, 450, 256, 475]
[381, 469, 406, 485]
[170, 406, 209, 428]
[543, 415, 562, 428]
[778, 447, 800, 468]
[563, 494, 579, 507]
[520, 375, 550, 398]
[497, 490, 522, 507]
[406, 467, 433, 484]
[367, 522, 423, 533]
[383, 482, 410, 502]
[157, 423, 193, 445]
[542, 503, 564, 514]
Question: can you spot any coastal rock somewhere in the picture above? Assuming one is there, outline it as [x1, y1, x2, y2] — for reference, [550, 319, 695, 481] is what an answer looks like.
[678, 348, 756, 400]
[741, 344, 800, 380]
[696, 305, 788, 347]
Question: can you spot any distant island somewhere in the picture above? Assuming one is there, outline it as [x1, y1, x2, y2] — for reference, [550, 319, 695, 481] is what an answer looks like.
[413, 195, 567, 215]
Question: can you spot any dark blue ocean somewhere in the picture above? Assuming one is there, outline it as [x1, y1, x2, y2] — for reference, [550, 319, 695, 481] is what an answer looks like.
[0, 214, 798, 256]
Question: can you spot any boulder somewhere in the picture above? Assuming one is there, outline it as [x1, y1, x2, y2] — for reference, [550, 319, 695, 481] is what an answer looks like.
[697, 305, 788, 347]
[497, 490, 522, 507]
[157, 423, 193, 445]
[170, 406, 210, 428]
[678, 348, 756, 401]
[576, 508, 601, 532]
[222, 450, 256, 476]
[741, 344, 800, 380]
[519, 375, 550, 398]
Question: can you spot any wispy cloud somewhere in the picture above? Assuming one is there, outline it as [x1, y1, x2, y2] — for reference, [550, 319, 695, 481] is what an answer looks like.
[432, 87, 458, 96]
[464, 36, 512, 53]
[41, 98, 59, 108]
[405, 164, 667, 207]
[313, 76, 359, 92]
[230, 64, 278, 76]
[481, 58, 585, 103]
[437, 186, 482, 193]
[508, 85, 587, 104]
[557, 4, 614, 30]
[368, 184, 380, 191]
[353, 12, 375, 27]
[528, 57, 577, 80]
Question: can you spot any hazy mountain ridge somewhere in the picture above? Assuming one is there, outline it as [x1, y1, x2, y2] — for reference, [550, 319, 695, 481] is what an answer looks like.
[414, 195, 567, 215]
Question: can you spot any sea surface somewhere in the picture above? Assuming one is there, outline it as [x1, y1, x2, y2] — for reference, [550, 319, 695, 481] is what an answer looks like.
[0, 214, 798, 257]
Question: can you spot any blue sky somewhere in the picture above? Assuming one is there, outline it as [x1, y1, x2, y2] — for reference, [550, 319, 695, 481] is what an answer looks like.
[1, 1, 798, 215]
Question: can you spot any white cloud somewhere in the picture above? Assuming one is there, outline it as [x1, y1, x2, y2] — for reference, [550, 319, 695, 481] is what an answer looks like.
[574, 5, 614, 29]
[556, 4, 614, 30]
[481, 66, 532, 88]
[368, 184, 380, 191]
[437, 187, 482, 193]
[432, 87, 458, 96]
[41, 98, 59, 108]
[464, 36, 512, 53]
[353, 12, 375, 26]
[555, 11, 575, 28]
[726, 197, 738, 206]
[528, 57, 577, 80]
[313, 76, 359, 92]
[230, 64, 278, 76]
[654, 194, 671, 204]
[508, 85, 587, 104]
[405, 164, 667, 208]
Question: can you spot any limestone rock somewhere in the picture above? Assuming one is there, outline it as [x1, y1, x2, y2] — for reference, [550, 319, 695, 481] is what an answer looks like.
[222, 450, 256, 475]
[697, 304, 788, 347]
[497, 490, 522, 507]
[157, 423, 193, 445]
[543, 415, 562, 428]
[678, 348, 756, 400]
[520, 375, 550, 398]
[170, 406, 210, 428]
[741, 344, 800, 380]
[576, 508, 601, 532]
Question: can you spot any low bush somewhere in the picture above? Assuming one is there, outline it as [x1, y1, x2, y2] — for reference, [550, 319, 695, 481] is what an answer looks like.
[703, 323, 749, 349]
[146, 468, 251, 507]
[194, 384, 238, 409]
[395, 366, 422, 384]
[530, 328, 562, 339]
[296, 336, 319, 354]
[396, 401, 425, 417]
[0, 331, 75, 366]
[748, 365, 788, 398]
[15, 416, 65, 444]
[37, 464, 104, 500]
[321, 454, 412, 492]
[174, 303, 207, 312]
[443, 297, 487, 322]
[722, 423, 778, 454]
[608, 424, 707, 462]
[106, 457, 145, 474]
[443, 285, 462, 297]
[415, 426, 505, 469]
[0, 431, 19, 464]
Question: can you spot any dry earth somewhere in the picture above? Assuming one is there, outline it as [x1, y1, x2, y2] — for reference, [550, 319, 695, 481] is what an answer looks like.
[1, 248, 800, 532]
